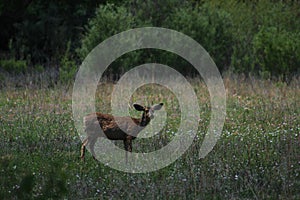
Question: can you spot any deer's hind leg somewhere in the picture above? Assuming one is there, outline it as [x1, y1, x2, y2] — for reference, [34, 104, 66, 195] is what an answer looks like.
[80, 138, 89, 160]
[89, 137, 97, 160]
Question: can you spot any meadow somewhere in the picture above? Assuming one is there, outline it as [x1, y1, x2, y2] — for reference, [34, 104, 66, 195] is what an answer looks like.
[0, 74, 299, 199]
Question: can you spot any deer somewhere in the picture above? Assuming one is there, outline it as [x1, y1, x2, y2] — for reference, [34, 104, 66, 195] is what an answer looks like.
[80, 103, 164, 162]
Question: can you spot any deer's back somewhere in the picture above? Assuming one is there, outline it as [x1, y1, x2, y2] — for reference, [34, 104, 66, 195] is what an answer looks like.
[84, 112, 142, 140]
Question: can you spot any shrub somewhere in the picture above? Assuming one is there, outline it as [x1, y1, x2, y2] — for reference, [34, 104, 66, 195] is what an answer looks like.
[59, 41, 77, 85]
[164, 3, 233, 72]
[252, 27, 300, 78]
[226, 0, 300, 76]
[77, 1, 300, 79]
[78, 2, 233, 77]
[0, 59, 27, 74]
[78, 4, 135, 60]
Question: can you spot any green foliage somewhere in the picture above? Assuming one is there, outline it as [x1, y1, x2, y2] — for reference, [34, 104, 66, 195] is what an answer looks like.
[77, 0, 300, 78]
[0, 78, 299, 199]
[1, 0, 300, 80]
[59, 41, 77, 85]
[77, 3, 145, 77]
[0, 59, 27, 74]
[78, 1, 233, 75]
[0, 0, 110, 63]
[78, 4, 135, 59]
[34, 64, 44, 73]
[164, 3, 233, 71]
[40, 162, 68, 199]
[125, 0, 185, 26]
[253, 27, 300, 77]
[222, 0, 300, 77]
[17, 174, 35, 199]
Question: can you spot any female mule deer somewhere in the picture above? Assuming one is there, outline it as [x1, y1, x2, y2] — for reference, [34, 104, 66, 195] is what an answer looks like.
[80, 103, 163, 161]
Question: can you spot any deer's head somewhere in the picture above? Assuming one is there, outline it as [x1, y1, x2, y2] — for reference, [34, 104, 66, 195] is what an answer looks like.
[133, 103, 163, 126]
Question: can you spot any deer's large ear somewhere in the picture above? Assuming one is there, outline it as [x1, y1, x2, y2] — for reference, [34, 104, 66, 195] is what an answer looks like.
[133, 103, 145, 111]
[152, 103, 163, 110]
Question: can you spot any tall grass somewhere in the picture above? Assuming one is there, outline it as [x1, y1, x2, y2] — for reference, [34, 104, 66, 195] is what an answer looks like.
[0, 74, 299, 199]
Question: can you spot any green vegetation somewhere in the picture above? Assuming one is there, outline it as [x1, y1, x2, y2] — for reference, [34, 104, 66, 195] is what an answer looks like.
[59, 41, 77, 86]
[0, 77, 299, 199]
[1, 0, 299, 78]
[0, 0, 299, 199]
[0, 59, 27, 74]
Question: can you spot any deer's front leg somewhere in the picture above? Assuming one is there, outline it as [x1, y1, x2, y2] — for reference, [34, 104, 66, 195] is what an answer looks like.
[124, 136, 133, 163]
[123, 139, 128, 163]
[127, 136, 132, 152]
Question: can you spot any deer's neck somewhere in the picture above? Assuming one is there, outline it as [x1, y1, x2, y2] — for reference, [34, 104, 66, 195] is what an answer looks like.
[140, 113, 150, 126]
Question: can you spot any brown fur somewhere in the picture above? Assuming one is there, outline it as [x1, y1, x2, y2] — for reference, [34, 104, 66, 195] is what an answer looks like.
[80, 103, 163, 161]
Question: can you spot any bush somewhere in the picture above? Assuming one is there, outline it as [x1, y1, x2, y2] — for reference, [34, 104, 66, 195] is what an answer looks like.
[0, 59, 27, 74]
[59, 41, 77, 85]
[226, 0, 300, 76]
[164, 3, 233, 71]
[252, 27, 300, 78]
[125, 0, 184, 27]
[78, 2, 233, 77]
[77, 1, 300, 79]
[78, 4, 135, 60]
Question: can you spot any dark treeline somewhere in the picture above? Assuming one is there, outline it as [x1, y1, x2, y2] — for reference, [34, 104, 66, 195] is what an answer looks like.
[0, 0, 299, 82]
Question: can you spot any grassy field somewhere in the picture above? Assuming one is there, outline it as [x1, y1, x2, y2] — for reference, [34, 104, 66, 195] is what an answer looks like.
[0, 75, 299, 199]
